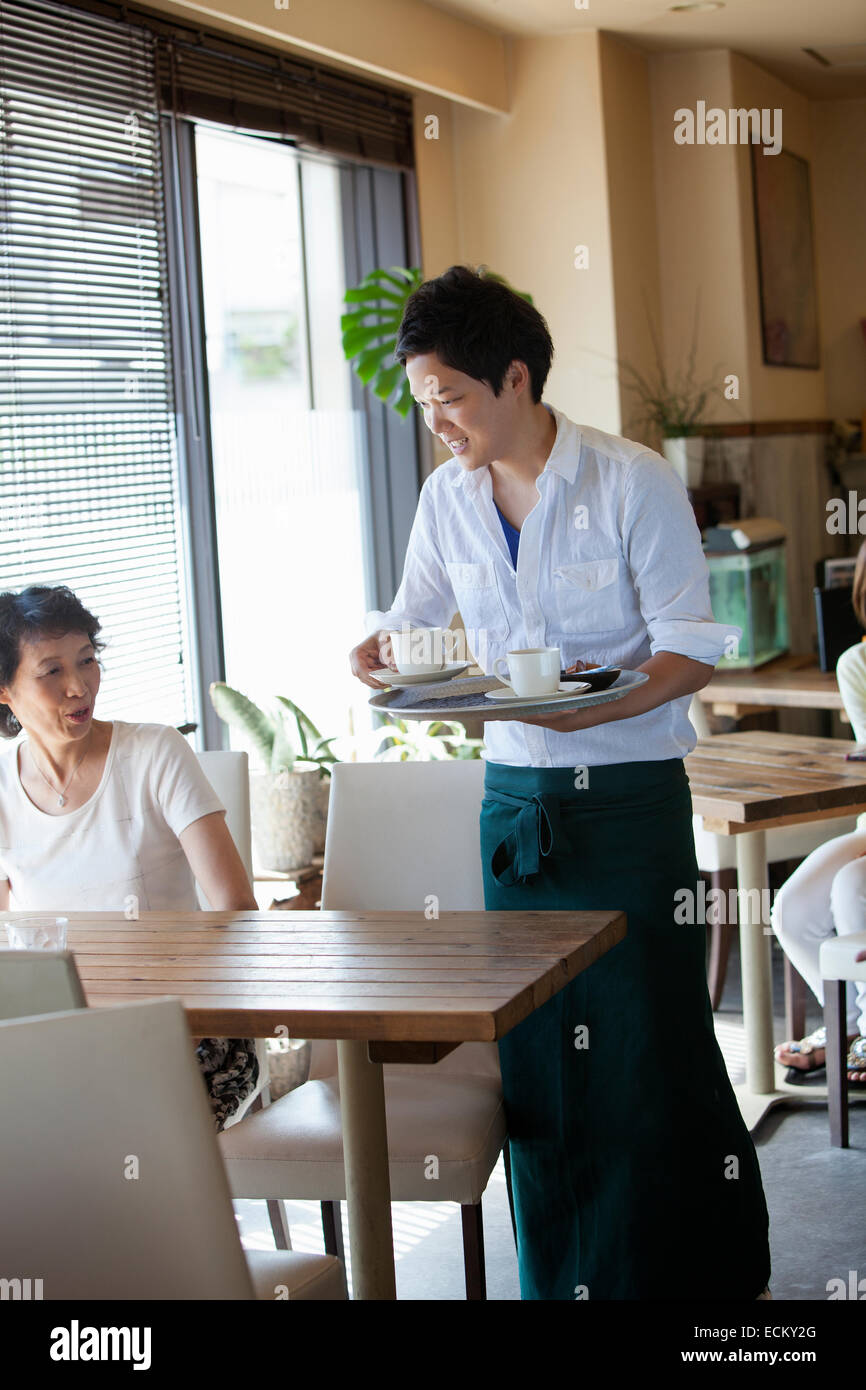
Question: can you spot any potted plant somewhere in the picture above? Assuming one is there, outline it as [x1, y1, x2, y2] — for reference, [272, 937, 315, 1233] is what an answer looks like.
[359, 716, 484, 762]
[619, 300, 715, 488]
[209, 683, 338, 871]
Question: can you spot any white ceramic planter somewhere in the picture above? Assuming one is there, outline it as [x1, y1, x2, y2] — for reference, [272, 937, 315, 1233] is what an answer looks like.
[249, 763, 320, 872]
[663, 435, 705, 488]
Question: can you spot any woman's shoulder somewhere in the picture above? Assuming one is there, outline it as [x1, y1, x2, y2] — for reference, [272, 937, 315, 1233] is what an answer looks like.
[113, 720, 193, 762]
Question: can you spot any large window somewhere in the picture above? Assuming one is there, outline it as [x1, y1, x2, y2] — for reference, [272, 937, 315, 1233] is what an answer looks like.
[195, 126, 371, 750]
[0, 0, 194, 727]
[1, 0, 420, 746]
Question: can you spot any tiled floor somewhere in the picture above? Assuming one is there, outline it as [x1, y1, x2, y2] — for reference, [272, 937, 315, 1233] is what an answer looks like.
[235, 934, 866, 1299]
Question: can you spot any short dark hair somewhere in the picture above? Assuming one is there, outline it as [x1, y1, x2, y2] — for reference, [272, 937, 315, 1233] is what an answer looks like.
[0, 585, 105, 739]
[394, 264, 554, 404]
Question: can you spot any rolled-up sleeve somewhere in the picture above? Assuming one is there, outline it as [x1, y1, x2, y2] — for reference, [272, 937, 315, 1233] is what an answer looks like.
[622, 451, 740, 666]
[365, 472, 459, 636]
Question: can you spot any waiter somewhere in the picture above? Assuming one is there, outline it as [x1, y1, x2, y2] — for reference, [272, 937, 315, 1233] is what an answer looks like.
[350, 264, 771, 1301]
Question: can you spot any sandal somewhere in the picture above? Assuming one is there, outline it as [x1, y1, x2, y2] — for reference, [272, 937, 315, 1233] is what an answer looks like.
[775, 1026, 826, 1085]
[847, 1035, 866, 1086]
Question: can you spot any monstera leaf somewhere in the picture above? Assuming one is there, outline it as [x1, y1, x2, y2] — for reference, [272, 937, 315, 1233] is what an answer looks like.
[341, 266, 423, 419]
[341, 266, 534, 420]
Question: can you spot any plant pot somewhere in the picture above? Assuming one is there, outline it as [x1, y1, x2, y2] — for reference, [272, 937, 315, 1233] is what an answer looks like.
[312, 775, 330, 856]
[663, 435, 705, 488]
[249, 763, 320, 872]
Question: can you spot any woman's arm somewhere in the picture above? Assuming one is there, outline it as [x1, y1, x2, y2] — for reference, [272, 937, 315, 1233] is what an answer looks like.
[515, 651, 715, 733]
[0, 878, 9, 911]
[178, 811, 258, 910]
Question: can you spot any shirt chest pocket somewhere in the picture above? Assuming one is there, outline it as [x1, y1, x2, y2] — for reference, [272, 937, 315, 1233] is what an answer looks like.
[551, 557, 625, 634]
[445, 560, 509, 640]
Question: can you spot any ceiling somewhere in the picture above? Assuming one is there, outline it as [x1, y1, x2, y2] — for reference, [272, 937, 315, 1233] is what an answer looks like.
[420, 0, 866, 98]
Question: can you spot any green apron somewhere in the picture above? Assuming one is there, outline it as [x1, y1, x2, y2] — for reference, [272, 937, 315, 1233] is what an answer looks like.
[480, 757, 771, 1300]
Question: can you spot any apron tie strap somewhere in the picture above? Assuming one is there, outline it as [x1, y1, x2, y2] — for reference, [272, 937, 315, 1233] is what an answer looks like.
[486, 787, 560, 886]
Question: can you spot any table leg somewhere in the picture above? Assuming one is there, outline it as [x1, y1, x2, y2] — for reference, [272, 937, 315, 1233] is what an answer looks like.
[735, 830, 776, 1095]
[336, 1039, 396, 1300]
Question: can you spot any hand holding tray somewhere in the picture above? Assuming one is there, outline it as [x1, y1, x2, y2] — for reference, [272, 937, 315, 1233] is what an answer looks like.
[368, 669, 649, 721]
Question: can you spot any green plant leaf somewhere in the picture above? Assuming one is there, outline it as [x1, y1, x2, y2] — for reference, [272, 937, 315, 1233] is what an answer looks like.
[208, 682, 275, 766]
[393, 379, 415, 418]
[341, 322, 399, 355]
[343, 286, 406, 306]
[270, 719, 296, 775]
[353, 344, 390, 385]
[275, 696, 323, 743]
[372, 361, 404, 401]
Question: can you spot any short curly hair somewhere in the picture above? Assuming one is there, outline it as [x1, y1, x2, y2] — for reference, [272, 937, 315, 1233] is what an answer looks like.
[0, 585, 105, 739]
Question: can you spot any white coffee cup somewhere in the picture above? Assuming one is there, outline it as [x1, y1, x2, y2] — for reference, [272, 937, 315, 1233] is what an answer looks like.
[493, 647, 561, 697]
[388, 626, 457, 675]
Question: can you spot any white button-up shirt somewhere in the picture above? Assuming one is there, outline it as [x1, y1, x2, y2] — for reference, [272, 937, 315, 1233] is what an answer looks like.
[367, 403, 735, 768]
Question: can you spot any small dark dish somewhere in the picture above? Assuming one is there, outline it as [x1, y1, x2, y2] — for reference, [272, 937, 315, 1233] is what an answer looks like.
[559, 665, 621, 691]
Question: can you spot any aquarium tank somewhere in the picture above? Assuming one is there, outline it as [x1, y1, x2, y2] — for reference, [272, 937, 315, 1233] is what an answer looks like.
[706, 541, 789, 668]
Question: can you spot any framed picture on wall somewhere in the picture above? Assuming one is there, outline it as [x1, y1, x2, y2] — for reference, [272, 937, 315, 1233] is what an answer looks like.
[751, 146, 820, 369]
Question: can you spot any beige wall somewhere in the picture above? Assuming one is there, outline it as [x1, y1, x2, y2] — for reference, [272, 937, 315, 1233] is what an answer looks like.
[598, 34, 663, 443]
[126, 0, 863, 434]
[812, 99, 866, 421]
[140, 0, 509, 111]
[729, 52, 826, 420]
[448, 32, 620, 432]
[649, 50, 752, 426]
[411, 95, 461, 281]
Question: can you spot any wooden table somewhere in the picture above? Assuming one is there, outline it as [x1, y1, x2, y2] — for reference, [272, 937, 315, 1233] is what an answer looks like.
[27, 907, 626, 1300]
[686, 732, 866, 1121]
[698, 653, 844, 720]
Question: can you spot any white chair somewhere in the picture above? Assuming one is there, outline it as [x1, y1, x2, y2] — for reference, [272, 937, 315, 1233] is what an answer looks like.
[0, 997, 345, 1299]
[819, 930, 866, 1148]
[0, 950, 86, 1018]
[219, 758, 509, 1299]
[195, 748, 269, 1126]
[195, 749, 254, 900]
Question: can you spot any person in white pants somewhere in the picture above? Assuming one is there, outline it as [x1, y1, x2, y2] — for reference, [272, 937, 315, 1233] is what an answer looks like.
[772, 597, 866, 1083]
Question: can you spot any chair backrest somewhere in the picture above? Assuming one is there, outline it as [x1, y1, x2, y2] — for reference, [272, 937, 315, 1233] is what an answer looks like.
[317, 759, 495, 1079]
[0, 997, 256, 1299]
[321, 758, 486, 911]
[195, 750, 253, 908]
[0, 950, 86, 1019]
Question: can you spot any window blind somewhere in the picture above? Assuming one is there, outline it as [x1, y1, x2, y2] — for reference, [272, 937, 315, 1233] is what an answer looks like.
[0, 0, 194, 727]
[51, 0, 415, 170]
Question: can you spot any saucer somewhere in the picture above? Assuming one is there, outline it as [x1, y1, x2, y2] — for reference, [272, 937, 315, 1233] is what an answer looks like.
[484, 680, 590, 703]
[371, 661, 472, 688]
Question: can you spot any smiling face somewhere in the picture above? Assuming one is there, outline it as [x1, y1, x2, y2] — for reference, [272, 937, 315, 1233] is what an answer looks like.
[405, 352, 525, 472]
[0, 630, 100, 745]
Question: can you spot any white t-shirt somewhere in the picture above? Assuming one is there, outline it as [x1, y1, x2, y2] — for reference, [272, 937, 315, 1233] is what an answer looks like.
[0, 721, 225, 910]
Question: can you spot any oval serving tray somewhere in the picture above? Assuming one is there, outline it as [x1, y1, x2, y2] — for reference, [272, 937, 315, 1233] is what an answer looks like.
[368, 669, 649, 720]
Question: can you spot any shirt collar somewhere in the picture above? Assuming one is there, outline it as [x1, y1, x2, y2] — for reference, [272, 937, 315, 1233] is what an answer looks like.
[448, 402, 581, 490]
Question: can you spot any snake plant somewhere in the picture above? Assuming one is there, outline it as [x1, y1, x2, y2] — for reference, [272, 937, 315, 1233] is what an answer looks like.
[209, 682, 338, 778]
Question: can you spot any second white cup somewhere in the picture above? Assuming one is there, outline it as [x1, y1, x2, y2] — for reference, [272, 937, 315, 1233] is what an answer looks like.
[389, 626, 457, 675]
[493, 647, 561, 697]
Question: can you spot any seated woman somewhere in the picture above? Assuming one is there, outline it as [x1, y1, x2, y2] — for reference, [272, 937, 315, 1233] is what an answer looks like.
[0, 583, 267, 1128]
[771, 544, 866, 1084]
